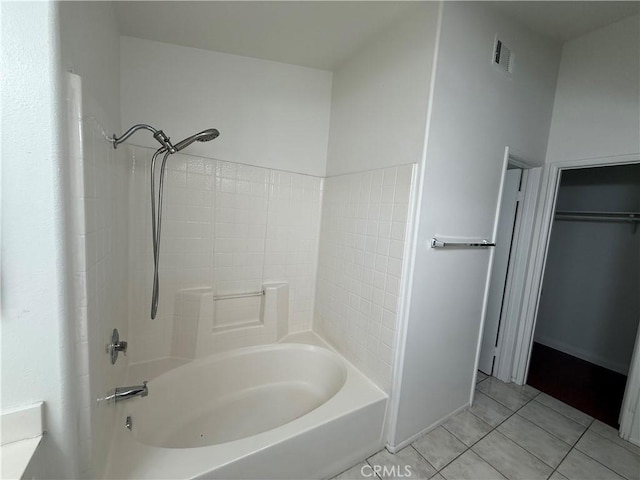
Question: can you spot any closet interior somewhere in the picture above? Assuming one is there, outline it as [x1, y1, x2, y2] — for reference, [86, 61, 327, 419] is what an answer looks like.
[528, 163, 640, 428]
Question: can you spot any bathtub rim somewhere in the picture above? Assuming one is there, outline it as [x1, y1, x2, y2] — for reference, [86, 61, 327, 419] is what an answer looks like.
[104, 335, 388, 479]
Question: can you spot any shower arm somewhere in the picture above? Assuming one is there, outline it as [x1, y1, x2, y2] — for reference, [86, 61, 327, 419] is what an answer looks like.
[109, 124, 176, 153]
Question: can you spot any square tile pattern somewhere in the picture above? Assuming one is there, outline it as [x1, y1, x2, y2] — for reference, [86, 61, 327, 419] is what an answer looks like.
[331, 376, 640, 480]
[127, 146, 416, 394]
[315, 165, 414, 391]
[128, 147, 325, 362]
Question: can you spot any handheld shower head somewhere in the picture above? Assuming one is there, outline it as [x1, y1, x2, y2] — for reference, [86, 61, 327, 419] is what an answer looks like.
[173, 128, 220, 152]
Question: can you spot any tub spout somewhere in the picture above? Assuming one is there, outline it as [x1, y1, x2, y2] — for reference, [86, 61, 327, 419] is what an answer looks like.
[105, 381, 149, 403]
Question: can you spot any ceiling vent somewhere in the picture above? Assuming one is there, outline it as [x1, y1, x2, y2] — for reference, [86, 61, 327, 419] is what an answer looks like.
[493, 39, 513, 74]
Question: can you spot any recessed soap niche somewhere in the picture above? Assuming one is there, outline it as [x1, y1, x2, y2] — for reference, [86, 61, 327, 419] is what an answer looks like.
[170, 282, 290, 359]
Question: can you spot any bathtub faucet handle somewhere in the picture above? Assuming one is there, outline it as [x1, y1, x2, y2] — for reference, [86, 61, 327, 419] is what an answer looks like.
[115, 340, 128, 354]
[108, 328, 128, 364]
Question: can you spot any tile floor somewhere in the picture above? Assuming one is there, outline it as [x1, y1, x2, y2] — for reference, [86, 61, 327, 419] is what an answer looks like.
[331, 373, 640, 480]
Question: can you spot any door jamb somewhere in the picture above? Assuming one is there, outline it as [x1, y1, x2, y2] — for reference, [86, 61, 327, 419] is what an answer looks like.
[493, 166, 542, 382]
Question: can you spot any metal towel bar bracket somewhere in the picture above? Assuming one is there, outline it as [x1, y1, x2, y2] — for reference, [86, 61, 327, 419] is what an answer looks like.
[430, 238, 496, 248]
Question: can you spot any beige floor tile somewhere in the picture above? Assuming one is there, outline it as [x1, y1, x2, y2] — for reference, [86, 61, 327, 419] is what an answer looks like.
[470, 391, 514, 427]
[505, 382, 540, 399]
[332, 462, 371, 480]
[367, 446, 437, 479]
[575, 429, 640, 480]
[557, 449, 625, 480]
[440, 450, 507, 480]
[589, 420, 640, 456]
[442, 410, 492, 446]
[476, 377, 534, 411]
[535, 393, 593, 427]
[412, 427, 467, 471]
[518, 401, 586, 445]
[472, 430, 552, 480]
[497, 414, 571, 468]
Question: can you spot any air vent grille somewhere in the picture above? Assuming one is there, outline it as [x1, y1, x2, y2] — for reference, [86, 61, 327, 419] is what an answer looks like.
[493, 39, 513, 73]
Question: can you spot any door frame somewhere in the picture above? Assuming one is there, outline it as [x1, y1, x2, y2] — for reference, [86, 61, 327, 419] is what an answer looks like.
[492, 164, 542, 382]
[479, 149, 544, 383]
[501, 153, 640, 441]
[479, 166, 523, 376]
[509, 153, 640, 384]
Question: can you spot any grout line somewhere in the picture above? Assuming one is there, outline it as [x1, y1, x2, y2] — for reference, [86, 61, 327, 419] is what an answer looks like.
[571, 424, 639, 480]
[431, 444, 469, 474]
[364, 455, 384, 480]
[517, 402, 586, 446]
[499, 412, 573, 469]
[470, 426, 552, 479]
[510, 411, 579, 447]
[464, 390, 569, 476]
[529, 396, 593, 427]
[339, 378, 638, 480]
[482, 393, 634, 480]
[474, 388, 531, 411]
[129, 143, 326, 179]
[428, 387, 536, 474]
[408, 444, 439, 475]
[545, 418, 594, 480]
[586, 422, 640, 458]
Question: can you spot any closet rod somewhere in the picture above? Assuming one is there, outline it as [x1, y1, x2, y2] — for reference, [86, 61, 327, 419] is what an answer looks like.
[554, 211, 640, 223]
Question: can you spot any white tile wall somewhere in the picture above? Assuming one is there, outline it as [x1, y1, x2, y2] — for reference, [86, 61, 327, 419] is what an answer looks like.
[314, 165, 415, 392]
[213, 161, 269, 327]
[66, 74, 130, 478]
[128, 146, 323, 362]
[266, 171, 323, 333]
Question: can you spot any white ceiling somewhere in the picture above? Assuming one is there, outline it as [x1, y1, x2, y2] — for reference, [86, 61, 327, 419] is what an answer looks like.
[114, 1, 422, 71]
[115, 1, 640, 71]
[488, 1, 639, 42]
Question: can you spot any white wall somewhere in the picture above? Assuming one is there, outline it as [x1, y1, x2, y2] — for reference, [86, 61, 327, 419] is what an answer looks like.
[535, 165, 640, 374]
[545, 15, 640, 163]
[59, 3, 129, 478]
[1, 2, 78, 477]
[59, 1, 121, 134]
[326, 3, 438, 176]
[390, 2, 561, 447]
[120, 36, 332, 176]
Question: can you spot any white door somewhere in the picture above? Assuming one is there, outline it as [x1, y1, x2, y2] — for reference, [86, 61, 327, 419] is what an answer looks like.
[478, 168, 522, 374]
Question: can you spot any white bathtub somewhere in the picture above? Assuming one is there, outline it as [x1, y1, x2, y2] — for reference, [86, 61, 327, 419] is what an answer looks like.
[104, 336, 387, 479]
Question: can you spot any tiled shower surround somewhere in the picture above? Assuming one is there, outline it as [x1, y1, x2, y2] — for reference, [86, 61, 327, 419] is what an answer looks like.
[127, 144, 415, 392]
[128, 146, 324, 362]
[315, 165, 415, 391]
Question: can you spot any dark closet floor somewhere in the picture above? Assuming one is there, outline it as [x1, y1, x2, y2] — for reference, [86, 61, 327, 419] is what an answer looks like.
[526, 342, 628, 428]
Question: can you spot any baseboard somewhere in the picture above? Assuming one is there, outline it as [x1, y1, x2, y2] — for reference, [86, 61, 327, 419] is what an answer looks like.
[385, 402, 470, 453]
[533, 336, 629, 375]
